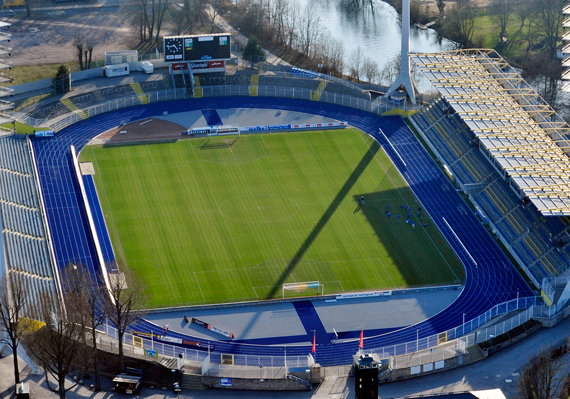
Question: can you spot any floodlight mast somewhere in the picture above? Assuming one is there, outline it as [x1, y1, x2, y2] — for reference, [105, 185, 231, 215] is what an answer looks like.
[384, 0, 418, 104]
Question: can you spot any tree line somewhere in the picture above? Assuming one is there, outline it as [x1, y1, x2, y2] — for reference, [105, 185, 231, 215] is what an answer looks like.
[0, 263, 148, 399]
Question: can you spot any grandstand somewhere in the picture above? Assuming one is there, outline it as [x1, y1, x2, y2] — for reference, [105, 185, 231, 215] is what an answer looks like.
[0, 136, 62, 319]
[0, 58, 543, 367]
[409, 49, 570, 288]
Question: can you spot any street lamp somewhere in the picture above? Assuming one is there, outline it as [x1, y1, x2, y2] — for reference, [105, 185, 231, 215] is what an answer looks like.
[284, 346, 287, 377]
[417, 329, 420, 351]
[489, 334, 494, 355]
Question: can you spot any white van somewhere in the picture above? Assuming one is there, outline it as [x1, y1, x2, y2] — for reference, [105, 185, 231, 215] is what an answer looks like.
[104, 63, 130, 78]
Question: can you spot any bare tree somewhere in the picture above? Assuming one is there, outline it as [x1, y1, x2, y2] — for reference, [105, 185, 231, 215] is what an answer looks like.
[105, 264, 149, 372]
[518, 347, 569, 399]
[436, 0, 445, 16]
[74, 35, 84, 71]
[380, 54, 401, 87]
[269, 0, 288, 44]
[489, 0, 513, 46]
[443, 0, 476, 47]
[25, 294, 88, 399]
[205, 0, 222, 33]
[349, 46, 364, 83]
[531, 0, 564, 58]
[238, 0, 266, 36]
[513, 0, 533, 30]
[154, 0, 172, 44]
[284, 0, 299, 49]
[63, 263, 106, 391]
[84, 39, 95, 69]
[299, 3, 321, 57]
[0, 273, 30, 390]
[170, 0, 202, 36]
[362, 57, 379, 84]
[317, 35, 345, 77]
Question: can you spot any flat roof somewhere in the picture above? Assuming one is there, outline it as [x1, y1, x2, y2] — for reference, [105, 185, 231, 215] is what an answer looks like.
[411, 49, 570, 216]
[112, 375, 141, 383]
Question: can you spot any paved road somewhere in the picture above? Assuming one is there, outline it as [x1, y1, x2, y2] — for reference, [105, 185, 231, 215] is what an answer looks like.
[1, 316, 569, 399]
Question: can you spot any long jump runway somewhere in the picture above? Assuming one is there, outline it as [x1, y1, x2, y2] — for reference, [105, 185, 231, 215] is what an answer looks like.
[31, 97, 533, 366]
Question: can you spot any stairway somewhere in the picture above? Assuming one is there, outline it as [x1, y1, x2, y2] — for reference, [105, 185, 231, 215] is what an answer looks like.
[180, 373, 208, 390]
[378, 363, 392, 378]
[466, 344, 486, 363]
[287, 374, 310, 388]
[158, 357, 177, 369]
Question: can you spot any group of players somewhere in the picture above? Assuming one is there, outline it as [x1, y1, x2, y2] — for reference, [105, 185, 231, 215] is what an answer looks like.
[357, 196, 428, 229]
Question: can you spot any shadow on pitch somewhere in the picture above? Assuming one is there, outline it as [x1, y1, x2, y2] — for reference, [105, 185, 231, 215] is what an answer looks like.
[237, 137, 381, 341]
[196, 136, 240, 150]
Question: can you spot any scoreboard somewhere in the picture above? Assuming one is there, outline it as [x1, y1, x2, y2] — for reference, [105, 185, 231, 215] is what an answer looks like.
[164, 34, 231, 62]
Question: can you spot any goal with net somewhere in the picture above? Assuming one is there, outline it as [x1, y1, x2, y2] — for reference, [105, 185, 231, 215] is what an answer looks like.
[186, 125, 240, 137]
[282, 281, 323, 298]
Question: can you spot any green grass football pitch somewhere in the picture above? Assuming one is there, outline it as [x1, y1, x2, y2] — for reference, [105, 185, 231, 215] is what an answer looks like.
[80, 128, 465, 308]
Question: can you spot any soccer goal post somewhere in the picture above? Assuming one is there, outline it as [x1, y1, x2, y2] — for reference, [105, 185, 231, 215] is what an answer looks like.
[282, 281, 323, 298]
[210, 125, 240, 137]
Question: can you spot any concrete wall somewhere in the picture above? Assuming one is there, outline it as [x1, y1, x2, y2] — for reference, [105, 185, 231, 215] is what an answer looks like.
[380, 353, 470, 383]
[201, 376, 309, 391]
[11, 78, 53, 95]
[483, 323, 542, 354]
[534, 304, 570, 328]
[71, 67, 104, 81]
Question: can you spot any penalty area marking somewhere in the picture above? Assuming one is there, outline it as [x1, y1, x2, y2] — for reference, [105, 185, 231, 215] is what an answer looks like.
[146, 144, 155, 164]
[193, 272, 206, 302]
[377, 258, 396, 288]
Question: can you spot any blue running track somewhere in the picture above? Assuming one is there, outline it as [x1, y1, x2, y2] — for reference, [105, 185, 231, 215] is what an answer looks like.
[293, 301, 330, 344]
[31, 97, 533, 366]
[201, 108, 223, 126]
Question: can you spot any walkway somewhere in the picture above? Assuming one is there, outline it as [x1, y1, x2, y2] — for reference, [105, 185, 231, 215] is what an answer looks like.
[2, 316, 569, 399]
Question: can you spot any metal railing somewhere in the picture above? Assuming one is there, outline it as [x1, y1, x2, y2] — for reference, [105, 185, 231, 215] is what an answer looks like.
[531, 304, 558, 319]
[17, 77, 553, 368]
[45, 89, 187, 132]
[94, 297, 540, 369]
[271, 70, 365, 93]
[392, 340, 466, 369]
[370, 296, 539, 360]
[541, 276, 570, 303]
[16, 85, 414, 133]
[97, 320, 310, 369]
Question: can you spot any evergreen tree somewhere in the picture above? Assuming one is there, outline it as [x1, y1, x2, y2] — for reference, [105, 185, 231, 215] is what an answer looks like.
[242, 36, 266, 67]
[52, 65, 71, 95]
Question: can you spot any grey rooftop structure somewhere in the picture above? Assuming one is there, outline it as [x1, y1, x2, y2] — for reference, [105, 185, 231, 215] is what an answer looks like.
[412, 49, 570, 216]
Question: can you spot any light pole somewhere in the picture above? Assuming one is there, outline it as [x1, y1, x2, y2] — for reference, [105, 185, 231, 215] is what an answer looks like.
[463, 313, 466, 335]
[489, 334, 494, 355]
[284, 346, 287, 377]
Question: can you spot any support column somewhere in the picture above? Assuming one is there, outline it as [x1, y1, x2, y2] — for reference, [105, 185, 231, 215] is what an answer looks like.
[384, 0, 418, 104]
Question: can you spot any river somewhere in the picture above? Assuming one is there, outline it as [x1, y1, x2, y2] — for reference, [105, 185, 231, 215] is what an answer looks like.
[298, 0, 456, 92]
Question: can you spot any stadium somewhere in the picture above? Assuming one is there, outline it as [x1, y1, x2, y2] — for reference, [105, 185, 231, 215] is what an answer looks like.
[2, 31, 570, 386]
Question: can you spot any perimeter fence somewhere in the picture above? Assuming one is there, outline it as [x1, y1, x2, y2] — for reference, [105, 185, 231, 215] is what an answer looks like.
[12, 76, 559, 369]
[370, 296, 539, 360]
[91, 296, 543, 371]
[17, 84, 417, 132]
[96, 322, 311, 373]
